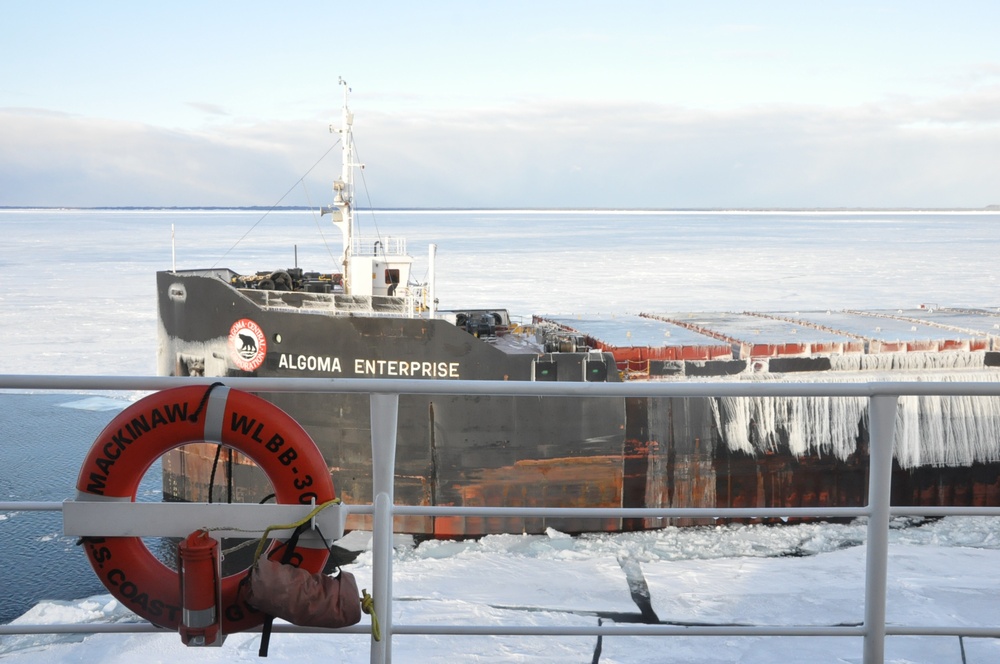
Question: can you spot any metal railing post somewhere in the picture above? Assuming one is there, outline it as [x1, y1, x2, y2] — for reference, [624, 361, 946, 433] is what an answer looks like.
[370, 393, 399, 664]
[863, 395, 897, 664]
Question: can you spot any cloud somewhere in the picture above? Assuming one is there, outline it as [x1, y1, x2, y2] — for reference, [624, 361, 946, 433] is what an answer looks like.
[0, 109, 326, 207]
[955, 63, 1000, 86]
[2, 90, 999, 208]
[357, 96, 1000, 208]
[185, 102, 232, 117]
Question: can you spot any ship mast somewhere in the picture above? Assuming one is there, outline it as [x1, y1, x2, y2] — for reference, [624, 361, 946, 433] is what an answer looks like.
[323, 77, 358, 294]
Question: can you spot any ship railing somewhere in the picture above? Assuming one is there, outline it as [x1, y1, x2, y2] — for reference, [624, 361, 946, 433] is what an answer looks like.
[404, 285, 427, 317]
[3, 375, 1000, 664]
[247, 289, 428, 318]
[351, 236, 406, 257]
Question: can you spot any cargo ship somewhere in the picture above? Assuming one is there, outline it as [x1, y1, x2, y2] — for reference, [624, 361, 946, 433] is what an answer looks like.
[157, 81, 1000, 537]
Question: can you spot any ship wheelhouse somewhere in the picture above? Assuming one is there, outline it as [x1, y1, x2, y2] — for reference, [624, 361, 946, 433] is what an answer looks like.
[346, 235, 413, 299]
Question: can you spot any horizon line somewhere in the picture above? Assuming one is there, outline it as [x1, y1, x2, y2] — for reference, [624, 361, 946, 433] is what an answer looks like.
[3, 205, 1000, 213]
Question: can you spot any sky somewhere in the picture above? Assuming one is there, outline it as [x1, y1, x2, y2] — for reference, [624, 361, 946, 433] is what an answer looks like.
[2, 1, 1000, 209]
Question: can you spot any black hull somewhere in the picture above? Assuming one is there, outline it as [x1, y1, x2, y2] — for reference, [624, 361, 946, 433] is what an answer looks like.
[157, 270, 1000, 537]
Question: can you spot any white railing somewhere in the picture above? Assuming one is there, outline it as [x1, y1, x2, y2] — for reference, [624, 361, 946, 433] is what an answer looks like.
[3, 374, 1000, 664]
[352, 236, 406, 257]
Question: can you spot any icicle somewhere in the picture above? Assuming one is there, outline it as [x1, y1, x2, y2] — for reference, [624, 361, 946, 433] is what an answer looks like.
[830, 351, 989, 373]
[706, 369, 1000, 469]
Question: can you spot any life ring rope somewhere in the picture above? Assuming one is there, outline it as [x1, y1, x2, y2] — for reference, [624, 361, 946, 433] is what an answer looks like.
[75, 384, 335, 633]
[248, 498, 341, 565]
[362, 589, 381, 642]
[192, 498, 343, 560]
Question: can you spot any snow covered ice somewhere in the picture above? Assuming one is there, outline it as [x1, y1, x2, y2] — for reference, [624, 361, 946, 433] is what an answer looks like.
[4, 521, 1000, 662]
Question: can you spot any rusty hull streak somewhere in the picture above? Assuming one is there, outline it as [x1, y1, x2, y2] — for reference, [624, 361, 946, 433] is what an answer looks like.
[436, 455, 624, 537]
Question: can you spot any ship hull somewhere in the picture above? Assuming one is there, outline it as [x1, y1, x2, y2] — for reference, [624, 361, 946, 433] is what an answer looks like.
[157, 271, 1000, 537]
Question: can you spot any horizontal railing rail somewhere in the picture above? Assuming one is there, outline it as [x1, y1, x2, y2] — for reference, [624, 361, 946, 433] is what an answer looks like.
[3, 374, 1000, 664]
[7, 373, 1000, 396]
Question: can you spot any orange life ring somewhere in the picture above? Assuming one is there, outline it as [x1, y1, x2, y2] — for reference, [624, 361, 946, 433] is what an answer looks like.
[75, 385, 335, 632]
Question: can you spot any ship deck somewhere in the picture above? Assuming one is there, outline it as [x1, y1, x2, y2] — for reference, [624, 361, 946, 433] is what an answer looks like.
[535, 307, 1000, 374]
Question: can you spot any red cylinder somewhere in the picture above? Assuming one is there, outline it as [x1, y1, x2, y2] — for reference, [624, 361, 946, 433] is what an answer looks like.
[178, 530, 222, 646]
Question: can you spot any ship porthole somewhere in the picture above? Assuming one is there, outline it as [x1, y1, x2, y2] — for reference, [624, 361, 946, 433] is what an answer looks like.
[274, 333, 282, 344]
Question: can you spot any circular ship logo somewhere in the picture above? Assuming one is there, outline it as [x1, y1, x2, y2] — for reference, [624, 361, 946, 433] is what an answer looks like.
[229, 318, 267, 372]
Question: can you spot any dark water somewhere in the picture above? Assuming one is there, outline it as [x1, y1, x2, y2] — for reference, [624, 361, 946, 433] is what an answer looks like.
[0, 393, 160, 624]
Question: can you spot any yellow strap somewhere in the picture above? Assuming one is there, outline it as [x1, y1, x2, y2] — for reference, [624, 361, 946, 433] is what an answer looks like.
[250, 499, 341, 565]
[361, 589, 381, 641]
